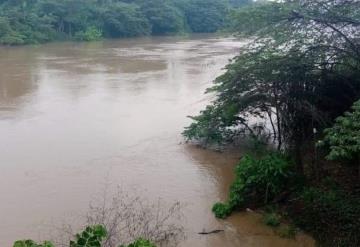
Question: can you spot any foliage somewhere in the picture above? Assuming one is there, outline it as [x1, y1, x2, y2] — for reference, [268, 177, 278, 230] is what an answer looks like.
[212, 202, 232, 219]
[13, 225, 158, 247]
[262, 212, 281, 227]
[139, 0, 185, 35]
[184, 0, 360, 173]
[13, 240, 54, 247]
[288, 187, 360, 246]
[70, 225, 107, 247]
[101, 2, 151, 38]
[0, 0, 237, 45]
[183, 105, 237, 145]
[213, 153, 293, 218]
[229, 0, 252, 8]
[320, 100, 360, 161]
[13, 225, 106, 247]
[75, 26, 102, 41]
[276, 225, 296, 239]
[180, 0, 360, 245]
[180, 0, 230, 33]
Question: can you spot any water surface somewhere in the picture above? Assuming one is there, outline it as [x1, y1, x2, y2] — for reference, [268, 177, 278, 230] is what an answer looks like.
[0, 35, 314, 246]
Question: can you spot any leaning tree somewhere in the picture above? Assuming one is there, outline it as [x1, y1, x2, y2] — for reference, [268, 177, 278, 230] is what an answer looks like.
[184, 0, 360, 173]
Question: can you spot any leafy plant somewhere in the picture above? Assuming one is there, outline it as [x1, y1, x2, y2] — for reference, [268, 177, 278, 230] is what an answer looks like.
[213, 153, 293, 218]
[70, 225, 107, 247]
[13, 225, 159, 247]
[13, 240, 54, 247]
[14, 225, 107, 247]
[262, 212, 281, 227]
[75, 27, 102, 41]
[289, 187, 360, 246]
[276, 225, 296, 239]
[212, 202, 232, 219]
[320, 100, 360, 161]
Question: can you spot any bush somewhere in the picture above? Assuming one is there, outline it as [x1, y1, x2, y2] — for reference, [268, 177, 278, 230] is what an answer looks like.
[13, 240, 54, 247]
[14, 225, 107, 247]
[213, 153, 293, 218]
[75, 27, 102, 42]
[212, 202, 232, 219]
[289, 187, 360, 246]
[277, 225, 296, 239]
[13, 225, 158, 247]
[0, 33, 26, 45]
[69, 225, 107, 247]
[262, 212, 281, 227]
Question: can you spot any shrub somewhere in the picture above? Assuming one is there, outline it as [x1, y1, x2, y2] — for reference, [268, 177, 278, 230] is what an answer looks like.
[212, 202, 232, 219]
[277, 225, 296, 239]
[70, 225, 107, 247]
[262, 212, 281, 227]
[0, 32, 25, 45]
[13, 225, 158, 247]
[319, 100, 360, 161]
[213, 152, 293, 218]
[13, 240, 54, 247]
[75, 27, 103, 42]
[289, 187, 360, 246]
[14, 225, 107, 247]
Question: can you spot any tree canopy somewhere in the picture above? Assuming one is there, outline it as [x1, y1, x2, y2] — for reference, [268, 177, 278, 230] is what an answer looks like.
[184, 0, 360, 172]
[0, 0, 249, 45]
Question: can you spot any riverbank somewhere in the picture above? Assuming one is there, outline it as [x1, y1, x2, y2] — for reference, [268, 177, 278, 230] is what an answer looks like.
[209, 146, 360, 247]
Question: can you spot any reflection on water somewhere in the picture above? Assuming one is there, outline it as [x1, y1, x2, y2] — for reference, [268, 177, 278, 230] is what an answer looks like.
[0, 35, 314, 246]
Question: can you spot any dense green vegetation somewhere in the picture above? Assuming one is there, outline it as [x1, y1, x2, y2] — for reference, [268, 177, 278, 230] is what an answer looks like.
[0, 0, 248, 45]
[320, 100, 360, 178]
[289, 186, 360, 246]
[212, 153, 293, 218]
[13, 225, 156, 247]
[184, 0, 360, 166]
[184, 0, 360, 245]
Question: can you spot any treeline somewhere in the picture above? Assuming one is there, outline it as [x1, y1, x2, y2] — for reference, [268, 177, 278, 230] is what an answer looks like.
[0, 0, 248, 45]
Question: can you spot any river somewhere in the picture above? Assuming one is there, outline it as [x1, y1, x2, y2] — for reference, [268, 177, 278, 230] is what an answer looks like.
[0, 35, 314, 247]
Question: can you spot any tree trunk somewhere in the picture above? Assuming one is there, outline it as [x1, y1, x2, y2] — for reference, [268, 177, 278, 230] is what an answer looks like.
[267, 110, 277, 143]
[69, 23, 72, 37]
[295, 148, 304, 175]
[293, 137, 304, 175]
[358, 154, 360, 181]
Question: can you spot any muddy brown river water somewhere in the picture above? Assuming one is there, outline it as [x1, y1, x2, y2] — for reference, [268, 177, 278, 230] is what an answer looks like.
[0, 35, 314, 247]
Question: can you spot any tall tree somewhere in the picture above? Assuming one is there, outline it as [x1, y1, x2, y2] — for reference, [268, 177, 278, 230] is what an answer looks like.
[184, 0, 360, 173]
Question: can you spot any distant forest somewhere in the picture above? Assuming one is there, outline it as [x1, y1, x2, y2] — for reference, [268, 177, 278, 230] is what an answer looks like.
[0, 0, 251, 45]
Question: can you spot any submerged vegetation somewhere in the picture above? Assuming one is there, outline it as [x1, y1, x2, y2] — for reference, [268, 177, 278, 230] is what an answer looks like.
[184, 0, 360, 245]
[0, 0, 248, 45]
